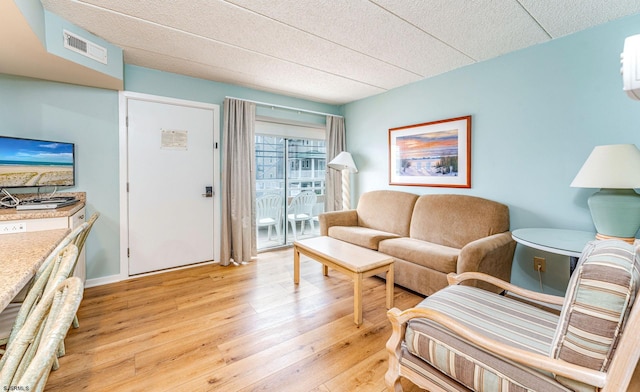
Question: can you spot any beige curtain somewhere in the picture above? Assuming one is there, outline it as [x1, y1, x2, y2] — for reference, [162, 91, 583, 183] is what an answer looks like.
[220, 98, 257, 266]
[325, 116, 346, 212]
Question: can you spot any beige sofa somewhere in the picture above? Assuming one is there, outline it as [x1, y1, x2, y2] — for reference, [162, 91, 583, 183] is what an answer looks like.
[319, 190, 516, 296]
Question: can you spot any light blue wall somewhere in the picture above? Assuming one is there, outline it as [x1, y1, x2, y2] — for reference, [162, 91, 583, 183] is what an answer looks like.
[0, 66, 340, 281]
[343, 14, 640, 295]
[0, 75, 120, 279]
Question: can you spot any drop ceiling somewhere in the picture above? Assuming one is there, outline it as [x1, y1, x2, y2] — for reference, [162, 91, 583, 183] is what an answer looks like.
[32, 1, 640, 104]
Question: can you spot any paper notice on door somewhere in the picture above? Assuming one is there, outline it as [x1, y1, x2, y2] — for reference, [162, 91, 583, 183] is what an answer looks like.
[161, 129, 188, 150]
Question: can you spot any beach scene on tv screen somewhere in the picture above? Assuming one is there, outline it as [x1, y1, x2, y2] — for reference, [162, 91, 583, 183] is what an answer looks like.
[0, 138, 74, 187]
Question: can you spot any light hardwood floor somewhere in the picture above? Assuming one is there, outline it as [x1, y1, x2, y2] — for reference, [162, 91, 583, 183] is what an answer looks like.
[46, 248, 426, 391]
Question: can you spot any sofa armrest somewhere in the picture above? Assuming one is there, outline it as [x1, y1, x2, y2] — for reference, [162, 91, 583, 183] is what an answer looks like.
[456, 232, 517, 293]
[318, 210, 358, 236]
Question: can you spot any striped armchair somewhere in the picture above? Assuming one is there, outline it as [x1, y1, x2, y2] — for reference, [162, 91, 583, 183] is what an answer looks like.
[386, 240, 640, 392]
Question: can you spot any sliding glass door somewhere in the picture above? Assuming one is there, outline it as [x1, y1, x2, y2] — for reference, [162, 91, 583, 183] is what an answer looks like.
[256, 135, 326, 250]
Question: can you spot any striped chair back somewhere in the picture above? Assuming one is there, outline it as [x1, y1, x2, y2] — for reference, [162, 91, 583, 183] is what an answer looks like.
[550, 239, 640, 391]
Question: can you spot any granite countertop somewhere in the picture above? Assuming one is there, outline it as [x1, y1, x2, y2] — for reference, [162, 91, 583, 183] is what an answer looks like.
[0, 228, 70, 311]
[0, 191, 86, 221]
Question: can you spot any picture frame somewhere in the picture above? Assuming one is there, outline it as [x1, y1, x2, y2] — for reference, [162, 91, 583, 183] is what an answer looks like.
[388, 115, 471, 188]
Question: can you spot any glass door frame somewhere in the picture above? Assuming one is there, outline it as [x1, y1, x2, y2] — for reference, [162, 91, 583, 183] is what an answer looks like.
[255, 133, 326, 251]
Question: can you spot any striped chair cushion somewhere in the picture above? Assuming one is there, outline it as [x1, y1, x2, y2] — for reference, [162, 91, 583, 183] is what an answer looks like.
[405, 285, 571, 392]
[550, 240, 639, 391]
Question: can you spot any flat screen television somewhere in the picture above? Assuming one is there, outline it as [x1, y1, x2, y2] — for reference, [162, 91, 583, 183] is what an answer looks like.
[0, 136, 75, 189]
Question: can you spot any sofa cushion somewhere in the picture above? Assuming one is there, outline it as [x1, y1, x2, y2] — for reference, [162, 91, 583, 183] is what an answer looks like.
[356, 190, 418, 237]
[379, 237, 458, 273]
[327, 226, 400, 250]
[410, 194, 510, 249]
[405, 285, 567, 392]
[550, 240, 639, 391]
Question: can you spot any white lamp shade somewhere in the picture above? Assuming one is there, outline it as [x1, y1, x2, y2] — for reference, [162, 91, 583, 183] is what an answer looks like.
[328, 151, 358, 173]
[570, 144, 640, 188]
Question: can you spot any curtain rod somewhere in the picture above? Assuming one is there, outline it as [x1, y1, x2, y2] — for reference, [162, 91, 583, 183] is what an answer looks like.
[225, 96, 343, 118]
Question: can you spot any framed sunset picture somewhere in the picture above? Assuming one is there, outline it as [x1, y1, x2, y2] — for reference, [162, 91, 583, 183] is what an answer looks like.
[388, 115, 471, 188]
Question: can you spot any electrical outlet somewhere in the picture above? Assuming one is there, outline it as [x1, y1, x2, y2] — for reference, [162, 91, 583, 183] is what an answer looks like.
[0, 222, 27, 234]
[533, 256, 546, 272]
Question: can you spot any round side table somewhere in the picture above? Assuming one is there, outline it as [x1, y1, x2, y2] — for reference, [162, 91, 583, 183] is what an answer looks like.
[511, 228, 596, 274]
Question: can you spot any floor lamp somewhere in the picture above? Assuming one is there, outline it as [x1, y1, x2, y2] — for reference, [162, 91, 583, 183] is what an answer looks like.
[328, 151, 358, 210]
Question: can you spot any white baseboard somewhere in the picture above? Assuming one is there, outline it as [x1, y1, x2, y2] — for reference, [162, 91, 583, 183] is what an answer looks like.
[84, 260, 219, 288]
[85, 273, 126, 288]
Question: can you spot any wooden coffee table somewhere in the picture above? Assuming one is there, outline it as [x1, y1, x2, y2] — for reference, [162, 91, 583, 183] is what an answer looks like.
[293, 236, 394, 326]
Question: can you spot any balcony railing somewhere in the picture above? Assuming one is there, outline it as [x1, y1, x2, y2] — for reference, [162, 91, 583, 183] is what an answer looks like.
[256, 177, 325, 250]
[256, 177, 325, 198]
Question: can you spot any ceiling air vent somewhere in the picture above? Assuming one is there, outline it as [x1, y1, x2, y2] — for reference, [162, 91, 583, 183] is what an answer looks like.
[63, 29, 108, 65]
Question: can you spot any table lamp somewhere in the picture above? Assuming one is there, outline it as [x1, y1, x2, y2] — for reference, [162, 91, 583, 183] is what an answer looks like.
[570, 144, 640, 243]
[328, 151, 358, 210]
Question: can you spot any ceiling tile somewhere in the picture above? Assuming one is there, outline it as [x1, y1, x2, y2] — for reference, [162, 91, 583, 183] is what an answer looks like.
[372, 0, 551, 61]
[46, 0, 422, 89]
[519, 0, 640, 38]
[35, 0, 640, 104]
[125, 47, 385, 104]
[225, 0, 474, 77]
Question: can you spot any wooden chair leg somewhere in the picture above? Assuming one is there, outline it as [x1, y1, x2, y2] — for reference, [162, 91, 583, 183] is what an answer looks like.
[386, 308, 406, 392]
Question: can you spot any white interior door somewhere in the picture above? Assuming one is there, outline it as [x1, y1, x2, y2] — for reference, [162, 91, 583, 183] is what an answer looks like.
[126, 95, 219, 275]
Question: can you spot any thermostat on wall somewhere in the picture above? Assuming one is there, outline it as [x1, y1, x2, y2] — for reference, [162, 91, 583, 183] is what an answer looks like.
[621, 34, 640, 100]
